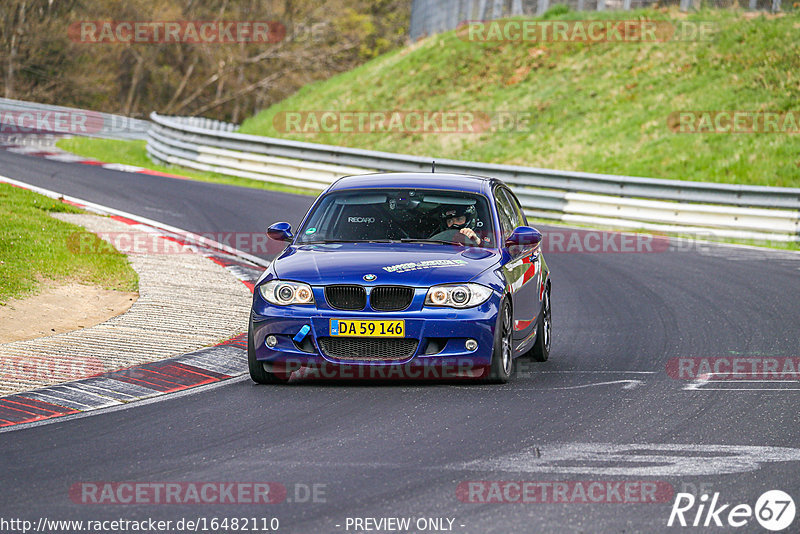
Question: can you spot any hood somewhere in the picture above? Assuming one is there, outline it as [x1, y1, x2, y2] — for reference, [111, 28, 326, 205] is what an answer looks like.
[272, 242, 500, 286]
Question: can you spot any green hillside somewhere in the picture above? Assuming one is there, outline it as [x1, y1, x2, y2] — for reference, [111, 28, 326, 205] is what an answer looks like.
[239, 8, 800, 187]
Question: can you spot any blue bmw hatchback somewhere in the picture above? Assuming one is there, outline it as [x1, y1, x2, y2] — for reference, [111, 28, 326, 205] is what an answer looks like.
[248, 173, 551, 383]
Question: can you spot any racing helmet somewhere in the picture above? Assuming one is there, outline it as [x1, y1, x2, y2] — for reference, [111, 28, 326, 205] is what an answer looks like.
[439, 203, 476, 231]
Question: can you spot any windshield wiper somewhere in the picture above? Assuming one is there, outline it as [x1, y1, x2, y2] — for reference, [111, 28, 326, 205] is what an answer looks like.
[302, 239, 357, 244]
[399, 238, 456, 245]
[302, 239, 400, 244]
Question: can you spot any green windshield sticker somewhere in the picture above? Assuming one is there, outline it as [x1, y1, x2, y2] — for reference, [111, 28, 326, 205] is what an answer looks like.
[305, 227, 317, 235]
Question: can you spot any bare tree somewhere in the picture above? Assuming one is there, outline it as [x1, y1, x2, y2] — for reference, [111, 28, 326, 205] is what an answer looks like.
[0, 0, 412, 121]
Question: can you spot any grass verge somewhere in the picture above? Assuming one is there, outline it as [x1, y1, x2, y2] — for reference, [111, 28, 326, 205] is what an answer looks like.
[0, 183, 139, 304]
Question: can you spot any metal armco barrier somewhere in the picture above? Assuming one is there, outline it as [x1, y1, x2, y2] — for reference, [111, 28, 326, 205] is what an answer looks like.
[0, 98, 150, 140]
[148, 112, 800, 242]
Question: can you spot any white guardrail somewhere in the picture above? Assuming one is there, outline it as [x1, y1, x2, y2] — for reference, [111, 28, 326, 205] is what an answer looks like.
[147, 112, 800, 242]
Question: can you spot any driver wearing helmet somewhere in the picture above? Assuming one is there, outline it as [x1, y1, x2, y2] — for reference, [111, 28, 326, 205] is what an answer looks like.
[430, 204, 481, 244]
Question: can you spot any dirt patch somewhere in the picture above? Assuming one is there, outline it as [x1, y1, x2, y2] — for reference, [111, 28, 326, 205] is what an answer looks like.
[0, 281, 138, 343]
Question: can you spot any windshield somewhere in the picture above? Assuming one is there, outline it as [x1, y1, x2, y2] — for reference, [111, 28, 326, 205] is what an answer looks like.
[297, 189, 495, 247]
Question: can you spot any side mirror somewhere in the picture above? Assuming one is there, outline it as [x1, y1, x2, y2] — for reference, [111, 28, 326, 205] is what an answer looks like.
[505, 226, 542, 248]
[267, 222, 293, 242]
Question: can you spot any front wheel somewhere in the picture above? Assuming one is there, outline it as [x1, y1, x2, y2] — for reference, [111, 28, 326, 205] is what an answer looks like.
[484, 300, 513, 383]
[248, 325, 290, 384]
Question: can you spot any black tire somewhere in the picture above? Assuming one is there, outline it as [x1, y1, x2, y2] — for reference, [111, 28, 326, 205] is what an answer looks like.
[531, 285, 551, 362]
[248, 325, 290, 384]
[484, 300, 513, 383]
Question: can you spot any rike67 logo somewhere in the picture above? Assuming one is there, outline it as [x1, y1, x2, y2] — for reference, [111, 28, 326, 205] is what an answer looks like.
[668, 490, 795, 531]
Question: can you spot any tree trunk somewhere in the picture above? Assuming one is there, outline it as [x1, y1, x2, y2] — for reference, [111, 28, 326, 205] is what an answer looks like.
[124, 52, 145, 116]
[5, 1, 27, 99]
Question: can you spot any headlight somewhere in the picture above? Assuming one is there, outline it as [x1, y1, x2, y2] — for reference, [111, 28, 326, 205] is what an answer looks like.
[424, 283, 493, 308]
[260, 280, 315, 306]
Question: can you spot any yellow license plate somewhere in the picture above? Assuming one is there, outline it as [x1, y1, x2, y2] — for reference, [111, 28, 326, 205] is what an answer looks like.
[330, 319, 405, 337]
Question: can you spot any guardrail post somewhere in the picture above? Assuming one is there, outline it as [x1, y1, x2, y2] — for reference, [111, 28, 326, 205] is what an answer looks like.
[623, 0, 632, 9]
[771, 0, 781, 11]
[597, 0, 605, 11]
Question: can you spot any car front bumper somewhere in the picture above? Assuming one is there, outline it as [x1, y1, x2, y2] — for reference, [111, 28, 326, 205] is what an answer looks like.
[250, 292, 500, 377]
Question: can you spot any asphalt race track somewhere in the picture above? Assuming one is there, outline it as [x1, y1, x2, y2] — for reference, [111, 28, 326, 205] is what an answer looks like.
[2, 149, 800, 533]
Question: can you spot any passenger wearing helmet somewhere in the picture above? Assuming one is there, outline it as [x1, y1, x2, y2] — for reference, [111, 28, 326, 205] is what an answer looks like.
[430, 204, 481, 244]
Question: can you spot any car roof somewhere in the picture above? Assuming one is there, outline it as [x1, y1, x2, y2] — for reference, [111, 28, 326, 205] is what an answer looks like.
[327, 173, 498, 195]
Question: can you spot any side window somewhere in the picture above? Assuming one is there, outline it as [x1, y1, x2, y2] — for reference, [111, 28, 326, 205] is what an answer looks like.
[494, 188, 515, 240]
[503, 188, 527, 227]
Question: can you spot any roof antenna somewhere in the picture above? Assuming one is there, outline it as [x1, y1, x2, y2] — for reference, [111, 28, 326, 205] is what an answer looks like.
[431, 160, 436, 173]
